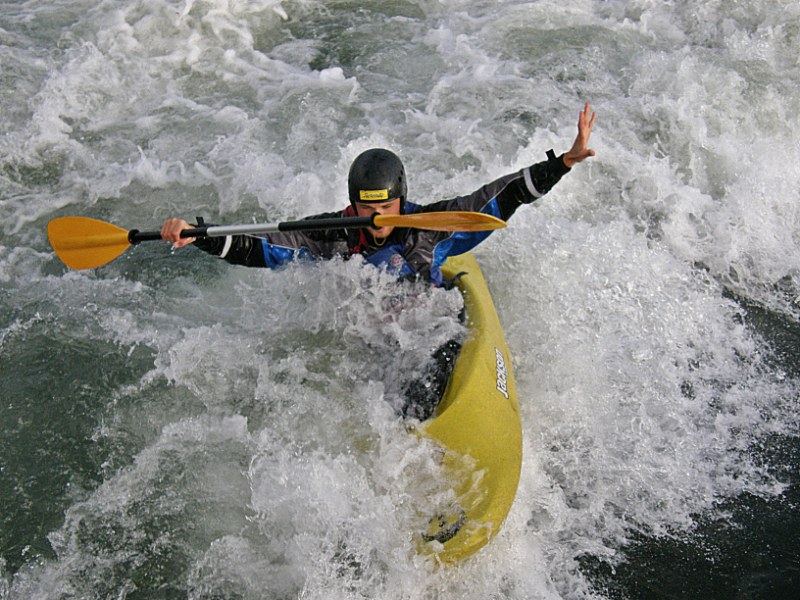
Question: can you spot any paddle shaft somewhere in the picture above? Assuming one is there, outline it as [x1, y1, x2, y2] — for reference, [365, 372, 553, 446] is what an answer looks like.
[128, 215, 377, 244]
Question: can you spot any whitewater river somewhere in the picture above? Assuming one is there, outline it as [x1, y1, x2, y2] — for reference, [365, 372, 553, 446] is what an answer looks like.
[2, 1, 799, 598]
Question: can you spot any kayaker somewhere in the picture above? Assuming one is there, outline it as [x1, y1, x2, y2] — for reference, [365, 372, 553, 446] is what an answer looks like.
[160, 103, 597, 286]
[161, 103, 596, 419]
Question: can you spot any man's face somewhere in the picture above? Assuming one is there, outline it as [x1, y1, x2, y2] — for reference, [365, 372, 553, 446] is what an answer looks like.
[354, 198, 402, 239]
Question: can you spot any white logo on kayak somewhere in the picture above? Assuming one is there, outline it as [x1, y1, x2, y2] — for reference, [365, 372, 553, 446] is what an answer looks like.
[495, 348, 509, 399]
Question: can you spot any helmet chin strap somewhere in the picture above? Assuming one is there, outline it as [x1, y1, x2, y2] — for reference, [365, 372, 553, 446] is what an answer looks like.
[367, 229, 388, 247]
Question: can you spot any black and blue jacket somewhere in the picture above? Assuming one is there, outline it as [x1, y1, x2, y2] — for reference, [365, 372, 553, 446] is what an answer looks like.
[194, 150, 570, 285]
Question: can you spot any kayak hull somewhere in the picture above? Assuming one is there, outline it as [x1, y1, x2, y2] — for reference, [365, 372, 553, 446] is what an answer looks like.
[420, 252, 522, 563]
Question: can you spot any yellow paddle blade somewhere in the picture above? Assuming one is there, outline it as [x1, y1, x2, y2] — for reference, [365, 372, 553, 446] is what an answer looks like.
[374, 211, 506, 232]
[48, 216, 132, 270]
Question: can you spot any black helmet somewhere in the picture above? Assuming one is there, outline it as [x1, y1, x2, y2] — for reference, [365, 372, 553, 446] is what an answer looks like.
[348, 148, 407, 210]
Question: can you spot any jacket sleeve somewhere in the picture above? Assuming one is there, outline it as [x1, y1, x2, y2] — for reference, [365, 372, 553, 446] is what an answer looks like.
[421, 149, 571, 221]
[192, 211, 353, 268]
[409, 150, 573, 274]
[193, 233, 269, 267]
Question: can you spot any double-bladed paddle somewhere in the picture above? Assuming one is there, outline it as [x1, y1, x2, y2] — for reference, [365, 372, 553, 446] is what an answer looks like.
[48, 212, 506, 270]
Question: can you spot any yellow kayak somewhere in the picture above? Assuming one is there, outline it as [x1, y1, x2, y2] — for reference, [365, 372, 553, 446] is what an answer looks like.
[419, 252, 522, 564]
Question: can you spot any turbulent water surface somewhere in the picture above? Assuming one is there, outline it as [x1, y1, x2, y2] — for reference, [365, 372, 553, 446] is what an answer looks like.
[2, 1, 799, 598]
